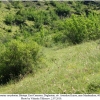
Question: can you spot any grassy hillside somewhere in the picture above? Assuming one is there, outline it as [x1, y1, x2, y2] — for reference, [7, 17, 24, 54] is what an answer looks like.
[0, 40, 100, 94]
[0, 1, 100, 93]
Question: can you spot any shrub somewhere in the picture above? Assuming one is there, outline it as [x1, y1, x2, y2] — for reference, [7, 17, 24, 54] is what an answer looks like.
[50, 1, 57, 7]
[74, 2, 85, 15]
[15, 15, 26, 25]
[26, 8, 35, 21]
[55, 3, 71, 18]
[53, 33, 66, 43]
[5, 11, 26, 25]
[16, 8, 35, 21]
[5, 14, 15, 25]
[11, 1, 23, 9]
[0, 40, 40, 84]
[51, 20, 65, 32]
[64, 14, 100, 44]
[6, 3, 12, 10]
[49, 10, 59, 21]
[65, 16, 87, 44]
[34, 10, 58, 27]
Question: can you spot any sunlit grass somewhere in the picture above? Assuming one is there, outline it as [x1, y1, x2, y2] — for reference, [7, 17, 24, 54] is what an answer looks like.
[0, 40, 100, 93]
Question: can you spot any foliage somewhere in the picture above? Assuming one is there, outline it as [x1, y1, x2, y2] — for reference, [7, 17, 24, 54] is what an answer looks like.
[11, 2, 58, 27]
[4, 2, 100, 45]
[55, 2, 71, 18]
[64, 14, 100, 44]
[51, 20, 65, 32]
[14, 14, 26, 25]
[53, 33, 66, 43]
[5, 14, 15, 25]
[10, 1, 23, 9]
[0, 40, 40, 84]
[50, 1, 56, 6]
[74, 2, 85, 15]
[6, 3, 12, 10]
[49, 10, 59, 21]
[16, 7, 35, 21]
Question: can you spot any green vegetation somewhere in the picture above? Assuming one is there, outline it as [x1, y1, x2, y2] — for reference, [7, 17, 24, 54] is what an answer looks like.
[64, 14, 100, 44]
[0, 40, 100, 93]
[0, 1, 100, 93]
[0, 40, 40, 84]
[5, 14, 15, 25]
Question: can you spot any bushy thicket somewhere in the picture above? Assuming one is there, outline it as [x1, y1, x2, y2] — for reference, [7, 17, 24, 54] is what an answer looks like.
[4, 1, 100, 46]
[10, 1, 23, 9]
[50, 1, 71, 17]
[64, 14, 100, 44]
[0, 40, 40, 84]
[55, 3, 71, 18]
[5, 14, 15, 25]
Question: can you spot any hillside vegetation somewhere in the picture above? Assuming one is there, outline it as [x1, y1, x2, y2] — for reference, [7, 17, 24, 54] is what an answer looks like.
[0, 1, 100, 93]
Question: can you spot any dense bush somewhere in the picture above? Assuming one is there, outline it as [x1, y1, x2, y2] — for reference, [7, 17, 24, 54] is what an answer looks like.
[53, 33, 66, 43]
[16, 8, 35, 21]
[10, 1, 23, 9]
[5, 14, 15, 25]
[5, 7, 35, 26]
[64, 14, 100, 44]
[15, 14, 26, 25]
[50, 1, 57, 7]
[49, 10, 59, 21]
[0, 40, 40, 84]
[5, 7, 35, 25]
[51, 20, 65, 32]
[6, 3, 12, 10]
[4, 1, 100, 46]
[55, 3, 71, 18]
